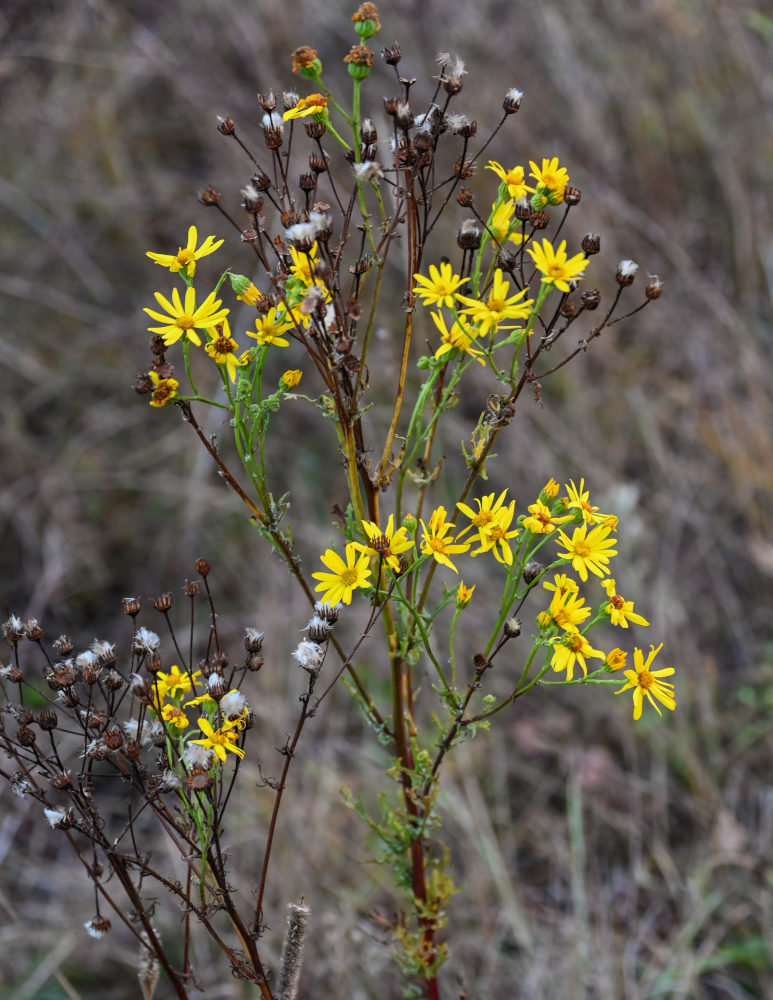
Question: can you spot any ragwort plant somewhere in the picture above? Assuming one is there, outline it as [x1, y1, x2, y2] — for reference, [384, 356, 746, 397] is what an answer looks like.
[0, 5, 676, 998]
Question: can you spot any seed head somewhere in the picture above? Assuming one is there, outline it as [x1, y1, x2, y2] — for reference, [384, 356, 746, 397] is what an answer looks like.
[523, 560, 544, 584]
[616, 259, 638, 285]
[153, 593, 173, 612]
[503, 88, 523, 114]
[645, 274, 664, 300]
[382, 42, 401, 65]
[581, 288, 601, 310]
[122, 596, 142, 617]
[503, 618, 522, 638]
[84, 916, 111, 939]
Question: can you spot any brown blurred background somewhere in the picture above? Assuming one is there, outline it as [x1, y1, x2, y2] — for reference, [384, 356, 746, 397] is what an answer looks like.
[2, 1, 773, 997]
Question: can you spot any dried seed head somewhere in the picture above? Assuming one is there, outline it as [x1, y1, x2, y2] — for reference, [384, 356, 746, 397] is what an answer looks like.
[382, 42, 401, 65]
[9, 704, 33, 725]
[360, 118, 377, 144]
[85, 916, 111, 939]
[2, 615, 24, 647]
[616, 259, 638, 285]
[38, 709, 58, 731]
[457, 218, 481, 250]
[514, 198, 532, 222]
[503, 618, 522, 638]
[145, 653, 163, 674]
[530, 209, 549, 230]
[50, 769, 73, 790]
[24, 619, 43, 641]
[563, 185, 581, 206]
[123, 739, 141, 761]
[2, 663, 22, 683]
[472, 652, 489, 671]
[294, 640, 324, 674]
[306, 616, 331, 643]
[523, 560, 544, 584]
[134, 372, 153, 394]
[184, 579, 199, 597]
[220, 689, 247, 720]
[153, 593, 173, 612]
[217, 116, 236, 135]
[244, 628, 264, 653]
[199, 186, 221, 206]
[105, 727, 124, 751]
[58, 687, 80, 708]
[581, 288, 601, 310]
[246, 652, 264, 671]
[103, 668, 124, 691]
[304, 120, 327, 140]
[560, 300, 577, 319]
[44, 806, 75, 829]
[503, 88, 523, 114]
[394, 100, 413, 130]
[314, 602, 340, 625]
[207, 674, 227, 699]
[581, 233, 601, 255]
[11, 771, 32, 797]
[133, 628, 160, 655]
[52, 635, 73, 656]
[82, 663, 102, 686]
[645, 274, 663, 300]
[438, 53, 466, 95]
[123, 596, 142, 617]
[258, 91, 277, 112]
[277, 899, 311, 1000]
[184, 742, 215, 770]
[17, 726, 36, 747]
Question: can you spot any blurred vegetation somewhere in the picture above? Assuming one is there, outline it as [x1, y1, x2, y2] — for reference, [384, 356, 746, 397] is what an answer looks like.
[1, 0, 772, 997]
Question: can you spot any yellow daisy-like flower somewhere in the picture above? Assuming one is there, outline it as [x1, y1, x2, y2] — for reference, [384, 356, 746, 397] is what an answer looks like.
[486, 160, 533, 201]
[431, 310, 484, 364]
[160, 703, 189, 729]
[283, 93, 328, 120]
[147, 370, 179, 408]
[556, 522, 618, 582]
[542, 572, 580, 597]
[281, 369, 303, 388]
[205, 320, 248, 383]
[527, 239, 587, 294]
[146, 226, 224, 277]
[184, 692, 217, 711]
[456, 580, 475, 607]
[541, 478, 560, 500]
[529, 156, 570, 202]
[562, 479, 611, 526]
[616, 644, 676, 720]
[522, 499, 573, 535]
[354, 514, 414, 573]
[549, 632, 605, 680]
[145, 286, 230, 347]
[456, 270, 533, 337]
[473, 503, 519, 565]
[155, 665, 202, 701]
[312, 542, 372, 605]
[419, 506, 470, 573]
[190, 716, 244, 762]
[456, 489, 511, 540]
[246, 307, 294, 347]
[288, 243, 322, 287]
[606, 648, 628, 672]
[488, 199, 516, 243]
[413, 262, 469, 308]
[546, 588, 591, 632]
[601, 578, 650, 629]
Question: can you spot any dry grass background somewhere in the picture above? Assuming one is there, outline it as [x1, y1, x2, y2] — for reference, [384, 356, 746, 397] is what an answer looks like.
[1, 0, 773, 997]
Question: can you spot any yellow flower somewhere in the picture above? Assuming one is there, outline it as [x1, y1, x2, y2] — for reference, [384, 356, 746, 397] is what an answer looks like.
[616, 644, 676, 719]
[601, 578, 650, 629]
[312, 542, 372, 605]
[488, 200, 515, 243]
[147, 370, 179, 407]
[549, 632, 605, 680]
[562, 479, 611, 526]
[354, 514, 414, 573]
[522, 499, 572, 535]
[556, 522, 618, 582]
[288, 243, 323, 287]
[237, 282, 263, 306]
[155, 665, 202, 701]
[146, 226, 224, 277]
[527, 239, 587, 293]
[541, 478, 559, 500]
[456, 581, 475, 607]
[472, 503, 519, 565]
[190, 716, 244, 762]
[542, 572, 579, 597]
[145, 286, 230, 347]
[546, 588, 591, 632]
[431, 310, 484, 364]
[419, 507, 470, 573]
[246, 307, 294, 347]
[456, 270, 533, 337]
[529, 156, 570, 203]
[205, 320, 248, 382]
[283, 93, 328, 120]
[486, 160, 532, 201]
[281, 369, 303, 388]
[160, 704, 189, 729]
[606, 648, 628, 672]
[456, 489, 511, 541]
[413, 262, 468, 308]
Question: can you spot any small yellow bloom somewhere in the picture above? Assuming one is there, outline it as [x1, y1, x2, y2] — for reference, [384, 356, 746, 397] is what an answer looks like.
[283, 93, 328, 120]
[456, 581, 475, 607]
[161, 703, 189, 729]
[246, 307, 294, 347]
[546, 588, 591, 632]
[486, 160, 533, 201]
[145, 286, 230, 347]
[616, 644, 676, 720]
[527, 238, 587, 293]
[562, 479, 611, 526]
[312, 543, 372, 605]
[148, 370, 179, 407]
[155, 665, 202, 701]
[541, 478, 559, 500]
[529, 156, 570, 203]
[556, 522, 618, 582]
[522, 499, 572, 535]
[281, 369, 303, 388]
[456, 269, 533, 337]
[601, 578, 650, 629]
[413, 262, 468, 308]
[542, 572, 579, 597]
[549, 632, 605, 680]
[419, 507, 470, 573]
[354, 515, 414, 573]
[190, 716, 244, 762]
[205, 320, 248, 382]
[431, 310, 484, 364]
[606, 648, 628, 672]
[488, 200, 515, 243]
[146, 226, 224, 277]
